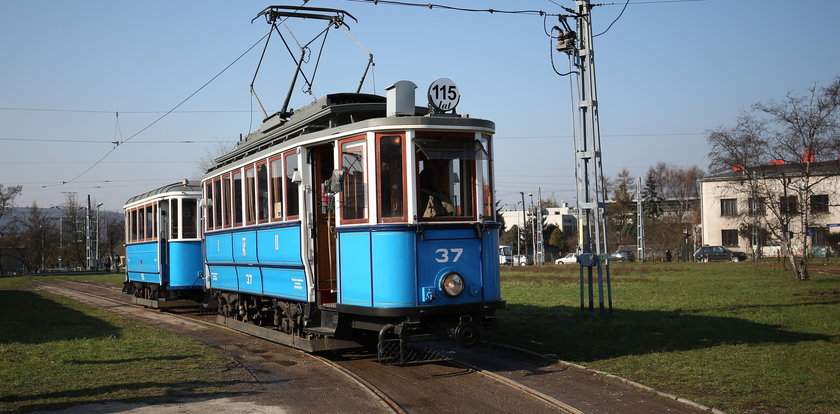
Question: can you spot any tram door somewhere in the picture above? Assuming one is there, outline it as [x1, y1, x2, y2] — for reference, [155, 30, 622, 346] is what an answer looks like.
[311, 144, 337, 305]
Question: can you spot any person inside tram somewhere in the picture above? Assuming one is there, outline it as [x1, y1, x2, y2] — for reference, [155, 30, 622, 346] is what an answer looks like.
[418, 166, 454, 217]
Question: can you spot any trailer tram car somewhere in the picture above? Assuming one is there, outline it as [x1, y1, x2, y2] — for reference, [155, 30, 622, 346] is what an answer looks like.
[202, 81, 504, 357]
[123, 181, 206, 308]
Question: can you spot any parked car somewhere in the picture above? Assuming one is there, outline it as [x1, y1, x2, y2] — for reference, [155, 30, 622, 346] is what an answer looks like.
[513, 254, 534, 266]
[731, 250, 748, 262]
[554, 253, 578, 265]
[693, 246, 747, 262]
[608, 250, 635, 262]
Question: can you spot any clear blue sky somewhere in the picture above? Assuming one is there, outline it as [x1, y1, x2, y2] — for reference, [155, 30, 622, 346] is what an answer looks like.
[2, 0, 839, 212]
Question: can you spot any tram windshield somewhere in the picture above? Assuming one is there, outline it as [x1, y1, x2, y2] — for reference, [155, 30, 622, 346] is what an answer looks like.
[415, 135, 489, 221]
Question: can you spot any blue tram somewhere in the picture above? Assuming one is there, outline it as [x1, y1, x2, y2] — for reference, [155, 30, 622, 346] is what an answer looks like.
[123, 181, 205, 308]
[202, 81, 504, 353]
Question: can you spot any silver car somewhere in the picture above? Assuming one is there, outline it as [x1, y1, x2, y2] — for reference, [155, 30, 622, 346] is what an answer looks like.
[554, 253, 579, 265]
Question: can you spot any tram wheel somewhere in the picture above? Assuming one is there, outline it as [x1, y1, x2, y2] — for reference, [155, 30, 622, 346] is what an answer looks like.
[454, 320, 480, 347]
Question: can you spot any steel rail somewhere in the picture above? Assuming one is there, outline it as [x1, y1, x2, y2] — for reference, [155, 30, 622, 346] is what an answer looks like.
[42, 280, 582, 413]
[37, 280, 403, 414]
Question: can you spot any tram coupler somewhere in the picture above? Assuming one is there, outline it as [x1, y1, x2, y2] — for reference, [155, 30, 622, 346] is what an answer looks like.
[376, 322, 449, 365]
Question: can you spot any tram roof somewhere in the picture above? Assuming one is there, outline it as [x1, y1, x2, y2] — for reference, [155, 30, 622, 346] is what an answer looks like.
[124, 180, 202, 207]
[208, 92, 493, 173]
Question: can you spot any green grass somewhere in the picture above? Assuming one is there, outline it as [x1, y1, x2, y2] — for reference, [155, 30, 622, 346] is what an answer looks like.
[0, 275, 235, 413]
[495, 262, 840, 414]
[54, 272, 126, 287]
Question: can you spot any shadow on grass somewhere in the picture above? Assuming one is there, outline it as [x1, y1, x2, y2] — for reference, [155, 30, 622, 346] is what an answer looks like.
[0, 378, 280, 413]
[68, 355, 203, 365]
[496, 304, 831, 362]
[0, 290, 120, 344]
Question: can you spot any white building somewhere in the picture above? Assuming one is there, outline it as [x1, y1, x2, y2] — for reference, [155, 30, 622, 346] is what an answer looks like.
[499, 201, 577, 237]
[699, 160, 840, 255]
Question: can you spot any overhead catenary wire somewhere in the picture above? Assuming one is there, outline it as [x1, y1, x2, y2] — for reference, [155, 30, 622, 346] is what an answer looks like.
[0, 138, 236, 144]
[46, 32, 270, 188]
[594, 0, 630, 37]
[0, 107, 254, 114]
[333, 0, 566, 17]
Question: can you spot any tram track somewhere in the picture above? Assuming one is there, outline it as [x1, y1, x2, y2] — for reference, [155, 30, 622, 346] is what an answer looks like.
[37, 279, 581, 413]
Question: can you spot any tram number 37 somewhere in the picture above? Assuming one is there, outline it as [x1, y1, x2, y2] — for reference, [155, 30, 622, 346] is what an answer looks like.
[435, 248, 463, 263]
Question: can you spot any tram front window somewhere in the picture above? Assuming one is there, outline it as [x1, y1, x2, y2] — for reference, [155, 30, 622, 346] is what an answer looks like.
[415, 136, 486, 220]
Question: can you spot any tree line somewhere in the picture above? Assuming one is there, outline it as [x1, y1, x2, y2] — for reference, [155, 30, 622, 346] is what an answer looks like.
[0, 187, 124, 275]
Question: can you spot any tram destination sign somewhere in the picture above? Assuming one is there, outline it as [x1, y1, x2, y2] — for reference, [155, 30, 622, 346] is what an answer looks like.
[428, 78, 460, 113]
[826, 223, 840, 227]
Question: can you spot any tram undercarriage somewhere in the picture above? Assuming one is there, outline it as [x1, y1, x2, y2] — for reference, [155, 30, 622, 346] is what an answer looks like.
[211, 290, 497, 363]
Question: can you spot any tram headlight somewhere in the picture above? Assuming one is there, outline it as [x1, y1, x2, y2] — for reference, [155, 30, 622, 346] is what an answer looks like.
[441, 272, 465, 297]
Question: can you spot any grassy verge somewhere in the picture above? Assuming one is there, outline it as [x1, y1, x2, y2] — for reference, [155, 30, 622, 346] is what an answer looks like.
[0, 275, 235, 412]
[495, 262, 840, 414]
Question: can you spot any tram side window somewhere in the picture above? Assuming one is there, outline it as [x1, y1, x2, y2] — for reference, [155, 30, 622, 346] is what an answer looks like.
[222, 174, 232, 227]
[131, 208, 143, 241]
[285, 151, 300, 218]
[215, 177, 223, 229]
[480, 134, 494, 220]
[415, 136, 481, 220]
[245, 166, 256, 225]
[171, 199, 180, 239]
[138, 207, 145, 240]
[377, 134, 404, 221]
[257, 162, 269, 222]
[127, 209, 135, 242]
[145, 204, 155, 240]
[233, 170, 243, 226]
[341, 138, 367, 222]
[270, 156, 283, 220]
[126, 210, 132, 242]
[205, 182, 214, 230]
[183, 198, 197, 239]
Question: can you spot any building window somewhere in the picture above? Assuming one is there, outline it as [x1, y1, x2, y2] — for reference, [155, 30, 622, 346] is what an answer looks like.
[810, 227, 829, 245]
[780, 195, 798, 215]
[748, 197, 765, 216]
[720, 198, 737, 216]
[810, 194, 829, 214]
[721, 229, 739, 247]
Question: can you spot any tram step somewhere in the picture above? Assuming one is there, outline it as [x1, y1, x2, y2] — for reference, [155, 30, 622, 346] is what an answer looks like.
[303, 326, 336, 335]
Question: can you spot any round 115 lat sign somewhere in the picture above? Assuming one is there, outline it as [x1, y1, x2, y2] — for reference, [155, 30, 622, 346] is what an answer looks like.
[428, 78, 460, 112]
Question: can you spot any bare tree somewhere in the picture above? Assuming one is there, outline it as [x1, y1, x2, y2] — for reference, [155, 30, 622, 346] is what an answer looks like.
[197, 141, 236, 175]
[0, 185, 23, 275]
[708, 77, 840, 280]
[12, 202, 53, 272]
[61, 193, 87, 269]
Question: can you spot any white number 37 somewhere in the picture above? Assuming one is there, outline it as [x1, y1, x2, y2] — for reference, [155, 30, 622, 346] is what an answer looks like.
[435, 248, 463, 263]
